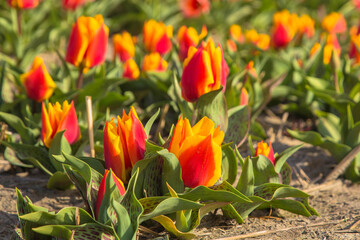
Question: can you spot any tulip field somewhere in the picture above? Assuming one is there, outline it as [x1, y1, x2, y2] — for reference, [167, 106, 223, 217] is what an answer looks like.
[1, 0, 360, 239]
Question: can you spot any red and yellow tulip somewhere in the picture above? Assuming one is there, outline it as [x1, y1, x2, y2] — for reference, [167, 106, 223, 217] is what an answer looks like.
[123, 59, 140, 80]
[95, 169, 126, 220]
[178, 25, 207, 61]
[41, 101, 81, 148]
[244, 29, 270, 51]
[255, 141, 275, 165]
[62, 0, 87, 10]
[229, 24, 245, 44]
[349, 25, 360, 64]
[7, 0, 38, 9]
[143, 19, 173, 55]
[142, 53, 168, 72]
[113, 31, 135, 62]
[271, 10, 298, 48]
[240, 88, 248, 106]
[179, 0, 210, 18]
[323, 34, 341, 65]
[298, 14, 315, 38]
[103, 107, 147, 183]
[20, 56, 56, 102]
[181, 38, 229, 102]
[65, 15, 109, 72]
[321, 12, 346, 34]
[169, 116, 224, 188]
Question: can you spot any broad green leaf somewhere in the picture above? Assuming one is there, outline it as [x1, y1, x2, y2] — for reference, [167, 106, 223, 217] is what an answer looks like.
[236, 157, 254, 196]
[144, 108, 160, 137]
[317, 117, 341, 143]
[152, 215, 196, 240]
[221, 145, 238, 184]
[4, 147, 33, 168]
[345, 122, 360, 148]
[319, 140, 351, 162]
[252, 155, 280, 185]
[287, 129, 324, 146]
[48, 131, 71, 172]
[111, 201, 133, 240]
[274, 144, 303, 173]
[47, 171, 73, 190]
[224, 105, 249, 147]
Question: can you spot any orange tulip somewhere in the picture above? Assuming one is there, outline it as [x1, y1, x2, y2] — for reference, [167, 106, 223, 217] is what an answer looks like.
[323, 34, 341, 65]
[244, 29, 270, 51]
[181, 38, 229, 102]
[142, 53, 168, 72]
[354, 0, 360, 10]
[41, 101, 81, 148]
[178, 25, 207, 61]
[227, 39, 237, 52]
[103, 107, 147, 183]
[321, 12, 346, 34]
[123, 59, 140, 80]
[255, 141, 275, 165]
[298, 14, 315, 38]
[229, 24, 245, 44]
[62, 0, 87, 10]
[179, 0, 210, 18]
[143, 19, 173, 55]
[240, 88, 248, 106]
[65, 15, 109, 72]
[7, 0, 38, 9]
[95, 169, 126, 220]
[20, 56, 56, 102]
[169, 116, 224, 188]
[271, 10, 298, 48]
[113, 31, 135, 62]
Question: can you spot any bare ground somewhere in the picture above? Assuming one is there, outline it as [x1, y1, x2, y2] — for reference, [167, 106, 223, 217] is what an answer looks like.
[1, 114, 360, 239]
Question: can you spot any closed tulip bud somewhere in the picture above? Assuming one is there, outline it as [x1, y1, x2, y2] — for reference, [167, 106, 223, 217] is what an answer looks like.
[65, 15, 109, 72]
[142, 53, 168, 72]
[7, 0, 38, 9]
[169, 116, 224, 188]
[143, 19, 173, 55]
[181, 38, 229, 102]
[350, 25, 360, 64]
[298, 14, 315, 38]
[323, 34, 341, 65]
[123, 59, 140, 80]
[41, 101, 81, 148]
[245, 61, 257, 79]
[244, 29, 270, 51]
[62, 0, 87, 10]
[180, 0, 210, 18]
[95, 169, 126, 220]
[178, 25, 207, 61]
[321, 12, 346, 34]
[20, 56, 56, 102]
[240, 88, 248, 106]
[103, 107, 147, 183]
[255, 141, 275, 165]
[309, 42, 321, 58]
[227, 39, 237, 52]
[229, 24, 244, 44]
[113, 31, 135, 62]
[271, 10, 298, 48]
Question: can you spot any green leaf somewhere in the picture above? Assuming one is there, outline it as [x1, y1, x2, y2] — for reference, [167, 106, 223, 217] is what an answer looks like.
[144, 108, 160, 137]
[221, 145, 238, 184]
[4, 147, 33, 168]
[171, 73, 193, 120]
[317, 117, 341, 142]
[47, 171, 73, 190]
[48, 131, 71, 172]
[287, 129, 324, 146]
[252, 155, 280, 185]
[236, 157, 254, 196]
[111, 201, 133, 240]
[274, 144, 303, 173]
[152, 215, 196, 240]
[192, 88, 228, 132]
[319, 140, 351, 162]
[224, 105, 249, 147]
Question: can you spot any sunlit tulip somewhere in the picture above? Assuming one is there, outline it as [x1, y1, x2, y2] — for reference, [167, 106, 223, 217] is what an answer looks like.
[142, 53, 168, 72]
[298, 14, 315, 38]
[103, 107, 147, 183]
[178, 25, 207, 61]
[240, 88, 248, 106]
[244, 29, 270, 51]
[354, 0, 360, 10]
[179, 0, 210, 18]
[41, 101, 81, 148]
[169, 116, 224, 188]
[323, 34, 341, 65]
[62, 0, 87, 10]
[95, 169, 126, 220]
[245, 61, 257, 78]
[321, 12, 346, 34]
[349, 25, 360, 64]
[271, 10, 299, 48]
[113, 31, 135, 62]
[181, 39, 229, 102]
[7, 0, 38, 9]
[143, 19, 173, 55]
[229, 24, 245, 44]
[227, 39, 237, 52]
[255, 141, 275, 165]
[20, 56, 56, 102]
[309, 42, 321, 58]
[123, 59, 140, 80]
[65, 15, 109, 72]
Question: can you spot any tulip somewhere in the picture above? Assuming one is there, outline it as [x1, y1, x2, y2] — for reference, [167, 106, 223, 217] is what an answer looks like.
[143, 19, 173, 55]
[323, 34, 341, 65]
[309, 42, 321, 58]
[62, 0, 87, 10]
[178, 25, 207, 61]
[20, 56, 56, 102]
[123, 59, 140, 80]
[349, 25, 360, 64]
[227, 39, 237, 52]
[95, 169, 126, 220]
[321, 12, 346, 34]
[255, 141, 275, 165]
[229, 24, 244, 44]
[65, 15, 109, 72]
[113, 31, 135, 62]
[271, 10, 298, 48]
[298, 14, 315, 38]
[169, 116, 224, 188]
[245, 61, 257, 79]
[103, 107, 147, 183]
[41, 101, 81, 148]
[240, 88, 248, 106]
[354, 0, 360, 10]
[7, 0, 38, 9]
[181, 39, 229, 102]
[244, 29, 270, 51]
[142, 53, 168, 72]
[179, 0, 210, 18]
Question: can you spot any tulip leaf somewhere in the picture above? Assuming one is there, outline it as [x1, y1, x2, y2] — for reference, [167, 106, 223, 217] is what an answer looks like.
[287, 129, 324, 146]
[221, 145, 238, 184]
[211, 181, 251, 203]
[192, 88, 228, 132]
[144, 108, 161, 137]
[47, 171, 73, 190]
[144, 140, 163, 159]
[171, 72, 193, 120]
[236, 157, 254, 196]
[4, 147, 33, 168]
[98, 92, 130, 111]
[78, 156, 105, 175]
[48, 131, 71, 172]
[344, 155, 360, 182]
[274, 144, 303, 173]
[319, 140, 351, 162]
[279, 162, 292, 185]
[111, 200, 133, 240]
[224, 105, 249, 147]
[63, 165, 89, 210]
[0, 112, 39, 144]
[152, 215, 196, 240]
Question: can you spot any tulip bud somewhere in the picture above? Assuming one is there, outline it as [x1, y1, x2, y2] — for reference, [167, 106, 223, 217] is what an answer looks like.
[298, 14, 315, 38]
[271, 10, 298, 48]
[169, 116, 224, 188]
[240, 88, 248, 106]
[113, 31, 135, 62]
[7, 0, 38, 9]
[350, 25, 360, 64]
[229, 24, 244, 44]
[323, 34, 341, 65]
[321, 12, 347, 34]
[143, 19, 173, 55]
[41, 101, 81, 148]
[179, 0, 210, 18]
[142, 53, 168, 72]
[95, 169, 126, 220]
[65, 15, 109, 72]
[103, 107, 147, 183]
[20, 56, 56, 102]
[123, 59, 140, 80]
[62, 0, 87, 10]
[181, 39, 229, 102]
[178, 25, 207, 61]
[244, 29, 270, 51]
[255, 141, 275, 165]
[227, 39, 237, 52]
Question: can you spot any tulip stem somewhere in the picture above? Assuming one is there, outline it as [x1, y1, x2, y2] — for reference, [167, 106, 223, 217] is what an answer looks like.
[16, 9, 22, 35]
[76, 68, 84, 89]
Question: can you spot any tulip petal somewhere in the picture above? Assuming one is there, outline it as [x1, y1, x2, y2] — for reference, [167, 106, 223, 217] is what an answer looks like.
[41, 102, 54, 148]
[85, 23, 109, 68]
[58, 102, 81, 144]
